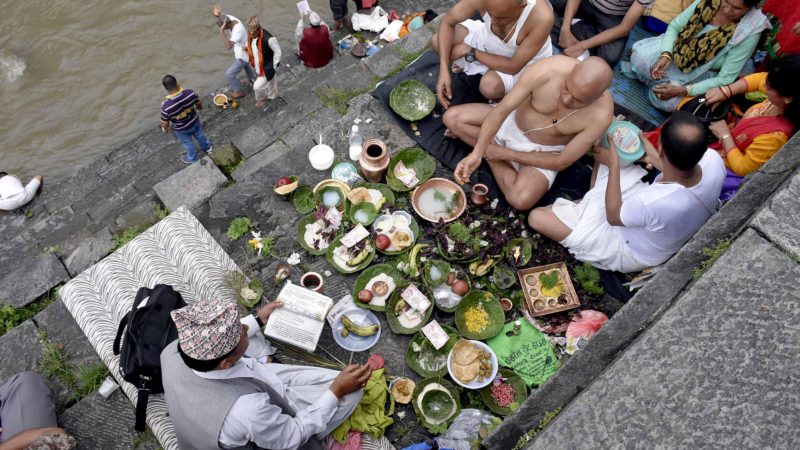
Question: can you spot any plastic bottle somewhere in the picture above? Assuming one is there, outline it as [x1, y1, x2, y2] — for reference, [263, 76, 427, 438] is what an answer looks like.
[348, 125, 362, 161]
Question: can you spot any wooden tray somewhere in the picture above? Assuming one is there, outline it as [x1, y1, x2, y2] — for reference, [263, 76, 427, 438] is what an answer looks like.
[517, 262, 580, 317]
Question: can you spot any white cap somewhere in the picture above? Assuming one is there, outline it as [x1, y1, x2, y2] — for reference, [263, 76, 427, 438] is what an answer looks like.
[351, 125, 359, 133]
[309, 12, 321, 26]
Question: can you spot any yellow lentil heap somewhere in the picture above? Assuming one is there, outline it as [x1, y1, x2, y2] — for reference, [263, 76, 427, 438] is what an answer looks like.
[464, 306, 489, 332]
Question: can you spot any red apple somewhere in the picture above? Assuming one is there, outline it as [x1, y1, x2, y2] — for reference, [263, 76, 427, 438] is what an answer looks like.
[452, 280, 469, 296]
[277, 176, 292, 187]
[375, 234, 391, 250]
[357, 289, 373, 303]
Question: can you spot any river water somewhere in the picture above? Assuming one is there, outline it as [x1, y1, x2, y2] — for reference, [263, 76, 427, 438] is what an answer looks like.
[0, 0, 328, 181]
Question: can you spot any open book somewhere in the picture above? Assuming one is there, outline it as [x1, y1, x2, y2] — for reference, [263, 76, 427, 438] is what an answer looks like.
[264, 282, 333, 352]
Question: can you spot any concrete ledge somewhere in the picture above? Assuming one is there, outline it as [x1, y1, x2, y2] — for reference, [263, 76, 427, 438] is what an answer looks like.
[153, 157, 228, 212]
[751, 170, 800, 260]
[483, 135, 800, 449]
[2, 252, 68, 309]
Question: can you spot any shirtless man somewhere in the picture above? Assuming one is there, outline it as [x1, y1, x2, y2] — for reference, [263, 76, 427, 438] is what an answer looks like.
[432, 0, 554, 106]
[445, 55, 614, 210]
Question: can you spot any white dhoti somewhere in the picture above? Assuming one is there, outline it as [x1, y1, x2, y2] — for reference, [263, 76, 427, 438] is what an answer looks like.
[552, 164, 650, 273]
[253, 76, 278, 101]
[493, 109, 564, 188]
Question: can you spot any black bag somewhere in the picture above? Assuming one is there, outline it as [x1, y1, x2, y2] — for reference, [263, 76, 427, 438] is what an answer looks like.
[679, 97, 734, 144]
[113, 284, 186, 431]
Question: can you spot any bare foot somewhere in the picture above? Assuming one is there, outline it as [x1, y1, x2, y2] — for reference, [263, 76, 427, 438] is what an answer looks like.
[254, 99, 268, 108]
[444, 128, 457, 138]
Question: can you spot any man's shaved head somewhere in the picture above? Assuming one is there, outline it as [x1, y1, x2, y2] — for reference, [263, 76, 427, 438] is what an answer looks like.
[559, 56, 612, 109]
[571, 57, 613, 97]
[486, 0, 527, 26]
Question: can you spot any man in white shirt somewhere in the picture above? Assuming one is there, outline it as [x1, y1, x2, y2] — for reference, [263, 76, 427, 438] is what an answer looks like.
[161, 298, 371, 450]
[218, 14, 257, 99]
[0, 172, 42, 211]
[529, 111, 726, 272]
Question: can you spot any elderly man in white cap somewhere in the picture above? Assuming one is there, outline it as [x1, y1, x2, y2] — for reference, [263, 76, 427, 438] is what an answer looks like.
[295, 10, 333, 68]
[160, 298, 371, 450]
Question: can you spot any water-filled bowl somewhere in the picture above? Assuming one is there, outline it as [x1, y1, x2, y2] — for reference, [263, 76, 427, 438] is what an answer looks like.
[411, 178, 467, 223]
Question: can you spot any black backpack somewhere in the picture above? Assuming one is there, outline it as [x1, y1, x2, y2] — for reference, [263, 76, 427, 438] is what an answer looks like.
[113, 284, 186, 431]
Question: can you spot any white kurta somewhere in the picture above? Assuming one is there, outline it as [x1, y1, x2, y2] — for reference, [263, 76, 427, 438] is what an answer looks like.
[197, 315, 361, 450]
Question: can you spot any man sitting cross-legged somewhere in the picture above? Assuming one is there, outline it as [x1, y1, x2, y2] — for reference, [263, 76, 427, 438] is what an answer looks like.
[432, 0, 554, 106]
[160, 298, 372, 450]
[446, 55, 614, 210]
[529, 111, 726, 273]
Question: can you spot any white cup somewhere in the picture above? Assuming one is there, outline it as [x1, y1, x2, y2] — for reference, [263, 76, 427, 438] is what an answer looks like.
[98, 376, 120, 398]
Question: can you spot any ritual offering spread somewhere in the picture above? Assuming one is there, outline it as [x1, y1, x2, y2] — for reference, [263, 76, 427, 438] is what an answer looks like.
[387, 284, 433, 334]
[455, 291, 505, 340]
[518, 262, 580, 317]
[447, 339, 498, 389]
[385, 147, 435, 192]
[352, 264, 404, 312]
[373, 211, 418, 254]
[389, 80, 436, 122]
[326, 225, 376, 274]
[413, 378, 462, 433]
[406, 323, 460, 377]
[272, 126, 614, 442]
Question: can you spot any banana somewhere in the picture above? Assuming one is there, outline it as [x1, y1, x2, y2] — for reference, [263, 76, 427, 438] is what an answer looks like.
[341, 315, 379, 337]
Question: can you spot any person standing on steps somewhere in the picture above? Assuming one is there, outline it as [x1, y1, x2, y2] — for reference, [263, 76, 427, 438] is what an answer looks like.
[217, 13, 257, 98]
[159, 75, 213, 164]
[246, 16, 282, 109]
[0, 172, 43, 211]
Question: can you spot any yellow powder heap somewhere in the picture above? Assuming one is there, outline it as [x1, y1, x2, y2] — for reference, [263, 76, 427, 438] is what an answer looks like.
[464, 306, 489, 333]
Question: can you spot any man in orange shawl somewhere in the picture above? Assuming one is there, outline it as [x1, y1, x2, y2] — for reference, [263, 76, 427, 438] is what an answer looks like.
[246, 16, 282, 108]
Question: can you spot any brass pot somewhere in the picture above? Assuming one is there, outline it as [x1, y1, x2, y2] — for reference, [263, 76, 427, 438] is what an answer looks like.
[359, 139, 390, 182]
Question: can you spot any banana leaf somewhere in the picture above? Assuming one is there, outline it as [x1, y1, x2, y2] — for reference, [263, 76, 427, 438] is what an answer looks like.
[406, 325, 460, 377]
[422, 260, 452, 287]
[412, 378, 462, 434]
[351, 264, 406, 312]
[325, 235, 376, 274]
[504, 238, 533, 267]
[352, 182, 395, 206]
[296, 214, 341, 256]
[454, 290, 505, 340]
[291, 185, 315, 215]
[348, 202, 378, 226]
[389, 80, 436, 122]
[385, 147, 436, 192]
[479, 368, 529, 416]
[386, 289, 433, 335]
[314, 185, 346, 209]
[377, 213, 420, 256]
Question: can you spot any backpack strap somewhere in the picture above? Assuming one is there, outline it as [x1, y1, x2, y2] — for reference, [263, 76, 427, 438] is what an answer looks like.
[113, 314, 130, 356]
[135, 388, 149, 431]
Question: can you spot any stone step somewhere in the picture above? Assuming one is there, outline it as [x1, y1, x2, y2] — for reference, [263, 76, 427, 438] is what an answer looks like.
[1, 252, 68, 308]
[62, 390, 161, 450]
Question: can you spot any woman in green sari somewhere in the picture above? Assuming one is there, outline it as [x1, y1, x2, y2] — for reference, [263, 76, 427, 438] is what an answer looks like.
[626, 0, 770, 111]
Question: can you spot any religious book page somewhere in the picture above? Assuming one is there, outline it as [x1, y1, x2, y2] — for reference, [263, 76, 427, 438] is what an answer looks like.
[264, 282, 333, 352]
[297, 0, 311, 15]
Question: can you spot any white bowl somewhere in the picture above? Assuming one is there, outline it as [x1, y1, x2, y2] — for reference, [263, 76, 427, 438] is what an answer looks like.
[447, 340, 498, 389]
[309, 144, 335, 171]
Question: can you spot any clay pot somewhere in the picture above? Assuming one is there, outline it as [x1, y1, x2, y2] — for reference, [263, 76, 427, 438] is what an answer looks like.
[471, 183, 488, 206]
[359, 139, 390, 182]
[300, 272, 324, 294]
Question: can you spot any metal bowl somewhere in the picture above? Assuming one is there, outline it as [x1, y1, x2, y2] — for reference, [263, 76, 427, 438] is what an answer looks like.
[411, 178, 467, 223]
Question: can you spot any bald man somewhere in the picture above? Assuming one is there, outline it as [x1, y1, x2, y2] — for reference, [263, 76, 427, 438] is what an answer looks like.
[432, 0, 554, 106]
[445, 55, 614, 210]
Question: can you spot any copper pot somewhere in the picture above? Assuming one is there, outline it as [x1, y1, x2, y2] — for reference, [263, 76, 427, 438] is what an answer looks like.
[471, 183, 488, 206]
[300, 272, 324, 294]
[359, 139, 390, 182]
